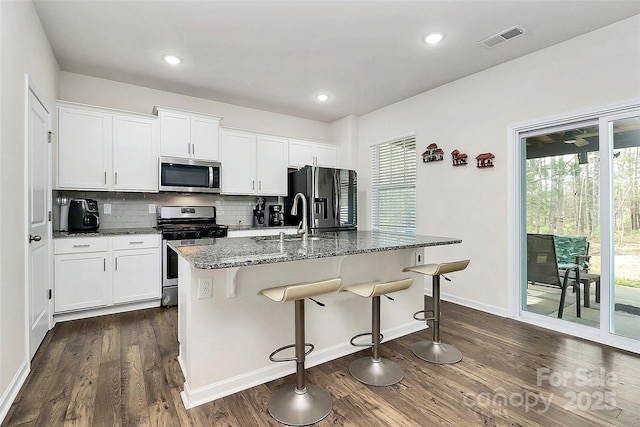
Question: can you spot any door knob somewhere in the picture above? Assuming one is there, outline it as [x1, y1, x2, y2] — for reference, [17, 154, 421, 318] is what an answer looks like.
[29, 234, 41, 243]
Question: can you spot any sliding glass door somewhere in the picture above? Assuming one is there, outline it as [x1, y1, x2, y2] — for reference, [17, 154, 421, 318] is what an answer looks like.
[516, 103, 640, 351]
[604, 113, 640, 340]
[522, 122, 601, 328]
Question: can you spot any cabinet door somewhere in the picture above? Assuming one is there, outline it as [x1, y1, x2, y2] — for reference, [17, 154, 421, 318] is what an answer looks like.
[113, 249, 160, 304]
[314, 144, 338, 168]
[220, 130, 257, 194]
[57, 107, 110, 189]
[190, 116, 220, 161]
[257, 135, 288, 195]
[54, 253, 109, 312]
[288, 139, 314, 168]
[159, 110, 191, 158]
[113, 115, 158, 191]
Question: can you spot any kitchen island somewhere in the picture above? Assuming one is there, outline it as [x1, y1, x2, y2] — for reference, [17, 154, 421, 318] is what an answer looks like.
[170, 231, 461, 408]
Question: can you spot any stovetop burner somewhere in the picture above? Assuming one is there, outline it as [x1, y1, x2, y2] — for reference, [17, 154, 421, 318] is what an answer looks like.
[156, 205, 228, 239]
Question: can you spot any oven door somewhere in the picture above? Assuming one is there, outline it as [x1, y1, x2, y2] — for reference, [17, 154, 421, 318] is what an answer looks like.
[162, 239, 179, 306]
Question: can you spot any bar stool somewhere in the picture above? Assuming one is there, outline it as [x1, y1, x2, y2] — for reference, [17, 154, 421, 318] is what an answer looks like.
[258, 277, 342, 426]
[340, 278, 413, 386]
[402, 260, 469, 364]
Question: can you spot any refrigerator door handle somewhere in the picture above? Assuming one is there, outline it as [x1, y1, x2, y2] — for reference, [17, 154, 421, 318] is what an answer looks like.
[334, 171, 340, 225]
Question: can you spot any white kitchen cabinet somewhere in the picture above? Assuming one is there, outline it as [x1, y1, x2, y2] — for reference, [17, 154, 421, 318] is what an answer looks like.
[54, 234, 161, 314]
[113, 234, 161, 304]
[57, 106, 110, 190]
[112, 114, 158, 191]
[54, 237, 109, 312]
[289, 139, 338, 169]
[54, 253, 109, 312]
[154, 107, 222, 161]
[256, 135, 288, 195]
[57, 102, 159, 192]
[220, 129, 287, 196]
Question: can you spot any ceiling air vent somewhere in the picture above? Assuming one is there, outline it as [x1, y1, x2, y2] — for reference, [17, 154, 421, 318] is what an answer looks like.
[479, 25, 524, 48]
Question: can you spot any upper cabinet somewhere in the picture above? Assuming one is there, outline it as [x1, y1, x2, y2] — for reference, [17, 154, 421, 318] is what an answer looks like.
[57, 102, 159, 192]
[154, 106, 222, 161]
[112, 115, 157, 191]
[289, 139, 338, 169]
[220, 129, 288, 196]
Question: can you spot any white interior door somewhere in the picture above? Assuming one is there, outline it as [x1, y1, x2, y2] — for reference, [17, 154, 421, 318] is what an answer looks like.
[27, 85, 51, 359]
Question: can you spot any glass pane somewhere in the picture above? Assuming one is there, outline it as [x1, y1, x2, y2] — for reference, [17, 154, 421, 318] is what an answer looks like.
[523, 124, 601, 327]
[611, 116, 640, 339]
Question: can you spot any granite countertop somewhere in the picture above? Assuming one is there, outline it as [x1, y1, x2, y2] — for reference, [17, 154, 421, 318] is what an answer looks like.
[53, 227, 160, 239]
[169, 230, 462, 270]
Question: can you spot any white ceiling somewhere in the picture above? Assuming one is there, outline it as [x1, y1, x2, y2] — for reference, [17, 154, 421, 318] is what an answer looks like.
[33, 1, 640, 123]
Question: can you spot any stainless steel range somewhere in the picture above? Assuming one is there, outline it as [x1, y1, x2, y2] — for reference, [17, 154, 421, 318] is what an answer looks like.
[156, 205, 228, 306]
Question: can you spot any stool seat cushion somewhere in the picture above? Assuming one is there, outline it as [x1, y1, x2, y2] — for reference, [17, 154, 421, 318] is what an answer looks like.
[340, 278, 413, 298]
[259, 278, 342, 302]
[403, 260, 470, 276]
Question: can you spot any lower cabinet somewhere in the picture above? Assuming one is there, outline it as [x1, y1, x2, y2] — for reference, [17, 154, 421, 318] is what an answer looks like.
[54, 252, 109, 312]
[113, 249, 160, 304]
[54, 234, 161, 314]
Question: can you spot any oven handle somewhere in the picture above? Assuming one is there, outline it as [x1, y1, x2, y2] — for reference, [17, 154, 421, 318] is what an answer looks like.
[209, 166, 214, 188]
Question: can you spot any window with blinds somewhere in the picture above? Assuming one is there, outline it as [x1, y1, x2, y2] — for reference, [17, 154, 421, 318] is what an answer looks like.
[370, 134, 416, 234]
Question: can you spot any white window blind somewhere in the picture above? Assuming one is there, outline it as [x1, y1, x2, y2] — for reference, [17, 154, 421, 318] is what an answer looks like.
[371, 134, 416, 233]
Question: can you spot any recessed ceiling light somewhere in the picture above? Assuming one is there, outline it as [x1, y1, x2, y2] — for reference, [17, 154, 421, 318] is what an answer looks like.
[315, 94, 330, 102]
[423, 32, 445, 45]
[162, 54, 182, 65]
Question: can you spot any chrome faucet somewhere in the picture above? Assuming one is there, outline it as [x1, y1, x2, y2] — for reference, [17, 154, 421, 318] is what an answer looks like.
[291, 192, 308, 243]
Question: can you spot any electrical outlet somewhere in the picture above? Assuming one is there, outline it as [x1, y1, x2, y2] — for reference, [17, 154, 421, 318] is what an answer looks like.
[198, 277, 213, 299]
[148, 203, 156, 214]
[414, 250, 422, 265]
[103, 204, 111, 214]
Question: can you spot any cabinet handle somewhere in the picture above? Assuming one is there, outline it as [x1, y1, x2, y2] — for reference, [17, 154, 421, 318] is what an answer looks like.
[103, 258, 106, 271]
[115, 172, 118, 185]
[192, 143, 195, 156]
[188, 143, 191, 155]
[259, 180, 262, 190]
[115, 257, 118, 271]
[129, 241, 144, 245]
[104, 171, 107, 184]
[252, 180, 255, 190]
[73, 244, 90, 248]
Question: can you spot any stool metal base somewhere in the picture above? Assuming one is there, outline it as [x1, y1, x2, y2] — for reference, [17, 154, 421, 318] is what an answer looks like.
[349, 356, 404, 386]
[411, 340, 462, 364]
[267, 384, 332, 426]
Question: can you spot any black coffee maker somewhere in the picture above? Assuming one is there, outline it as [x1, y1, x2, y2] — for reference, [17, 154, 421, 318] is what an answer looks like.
[253, 198, 266, 227]
[268, 205, 283, 226]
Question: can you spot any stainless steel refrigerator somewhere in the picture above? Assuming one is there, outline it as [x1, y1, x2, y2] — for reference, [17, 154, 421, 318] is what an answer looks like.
[285, 166, 357, 232]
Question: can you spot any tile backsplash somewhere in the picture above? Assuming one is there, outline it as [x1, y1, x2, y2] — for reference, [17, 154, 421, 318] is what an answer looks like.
[53, 191, 280, 230]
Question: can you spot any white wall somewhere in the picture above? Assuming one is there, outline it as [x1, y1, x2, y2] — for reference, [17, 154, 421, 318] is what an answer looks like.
[59, 72, 333, 142]
[0, 0, 59, 419]
[356, 15, 640, 314]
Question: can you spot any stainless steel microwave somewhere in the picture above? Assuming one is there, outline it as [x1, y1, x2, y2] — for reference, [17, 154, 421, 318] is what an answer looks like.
[159, 157, 221, 193]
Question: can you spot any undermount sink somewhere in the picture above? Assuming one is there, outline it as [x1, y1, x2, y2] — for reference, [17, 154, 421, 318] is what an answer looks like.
[254, 235, 331, 242]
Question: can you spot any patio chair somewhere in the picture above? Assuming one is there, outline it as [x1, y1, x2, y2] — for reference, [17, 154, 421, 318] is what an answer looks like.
[554, 235, 600, 308]
[526, 234, 581, 318]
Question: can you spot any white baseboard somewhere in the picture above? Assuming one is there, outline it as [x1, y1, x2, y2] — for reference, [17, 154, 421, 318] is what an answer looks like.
[52, 299, 161, 324]
[180, 321, 427, 409]
[425, 290, 508, 318]
[0, 359, 29, 424]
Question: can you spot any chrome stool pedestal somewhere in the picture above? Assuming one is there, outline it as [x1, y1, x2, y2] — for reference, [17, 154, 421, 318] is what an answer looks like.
[403, 260, 469, 364]
[340, 278, 413, 386]
[259, 278, 341, 426]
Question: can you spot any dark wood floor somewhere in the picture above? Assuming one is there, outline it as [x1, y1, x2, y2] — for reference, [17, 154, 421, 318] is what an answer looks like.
[3, 301, 639, 426]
